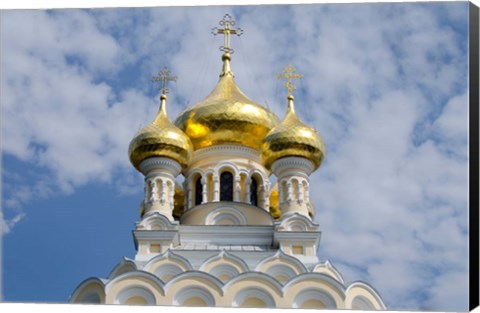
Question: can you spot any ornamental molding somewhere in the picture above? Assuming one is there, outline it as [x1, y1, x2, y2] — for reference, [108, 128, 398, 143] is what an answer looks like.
[179, 225, 274, 246]
[192, 144, 261, 164]
[140, 157, 182, 176]
[276, 213, 319, 232]
[272, 157, 315, 176]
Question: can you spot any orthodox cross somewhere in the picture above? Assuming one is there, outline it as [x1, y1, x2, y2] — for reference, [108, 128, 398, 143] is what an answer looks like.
[151, 67, 177, 95]
[211, 14, 243, 54]
[277, 64, 303, 98]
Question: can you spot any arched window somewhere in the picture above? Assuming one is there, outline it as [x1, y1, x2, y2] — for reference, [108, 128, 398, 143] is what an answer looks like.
[195, 176, 203, 205]
[220, 171, 233, 201]
[250, 177, 258, 206]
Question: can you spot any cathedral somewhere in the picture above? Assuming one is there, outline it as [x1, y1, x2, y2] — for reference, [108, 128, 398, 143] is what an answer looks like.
[70, 14, 386, 310]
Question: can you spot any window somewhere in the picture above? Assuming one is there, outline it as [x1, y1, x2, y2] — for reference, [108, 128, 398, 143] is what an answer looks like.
[250, 177, 258, 206]
[220, 172, 233, 201]
[195, 176, 202, 205]
[292, 245, 304, 255]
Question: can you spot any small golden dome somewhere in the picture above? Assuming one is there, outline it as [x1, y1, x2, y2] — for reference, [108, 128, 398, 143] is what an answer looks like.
[174, 53, 279, 151]
[129, 95, 193, 171]
[262, 96, 325, 171]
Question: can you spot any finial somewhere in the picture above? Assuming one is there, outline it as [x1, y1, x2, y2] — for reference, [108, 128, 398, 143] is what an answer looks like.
[212, 14, 243, 55]
[151, 67, 177, 98]
[277, 64, 303, 101]
[151, 67, 177, 115]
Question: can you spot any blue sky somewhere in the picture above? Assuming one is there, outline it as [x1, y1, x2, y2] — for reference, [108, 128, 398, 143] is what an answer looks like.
[0, 2, 471, 311]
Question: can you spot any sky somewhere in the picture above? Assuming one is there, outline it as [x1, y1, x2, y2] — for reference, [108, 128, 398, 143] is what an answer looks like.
[0, 2, 472, 311]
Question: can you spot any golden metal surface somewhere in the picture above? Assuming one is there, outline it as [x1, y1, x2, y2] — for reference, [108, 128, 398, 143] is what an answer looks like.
[129, 95, 193, 171]
[269, 182, 281, 219]
[277, 64, 303, 98]
[262, 97, 325, 171]
[174, 60, 279, 151]
[173, 182, 185, 219]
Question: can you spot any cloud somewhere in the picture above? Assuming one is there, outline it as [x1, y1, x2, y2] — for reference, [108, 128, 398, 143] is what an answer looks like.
[0, 3, 470, 311]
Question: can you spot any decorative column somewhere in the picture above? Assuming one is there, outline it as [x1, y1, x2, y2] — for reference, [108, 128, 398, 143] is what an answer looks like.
[263, 182, 270, 211]
[298, 180, 304, 204]
[234, 175, 241, 201]
[246, 177, 252, 204]
[201, 177, 207, 204]
[169, 181, 175, 210]
[160, 180, 167, 204]
[213, 174, 220, 201]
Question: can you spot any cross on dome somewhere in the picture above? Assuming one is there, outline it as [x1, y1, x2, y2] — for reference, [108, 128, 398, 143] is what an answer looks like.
[277, 64, 303, 99]
[211, 14, 243, 54]
[151, 67, 177, 96]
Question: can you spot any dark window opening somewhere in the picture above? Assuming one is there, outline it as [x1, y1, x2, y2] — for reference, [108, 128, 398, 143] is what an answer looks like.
[250, 177, 258, 206]
[195, 176, 203, 205]
[220, 171, 234, 201]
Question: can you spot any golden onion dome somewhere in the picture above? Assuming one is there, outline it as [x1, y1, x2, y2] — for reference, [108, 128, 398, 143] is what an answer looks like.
[129, 94, 193, 171]
[174, 53, 279, 151]
[262, 95, 326, 171]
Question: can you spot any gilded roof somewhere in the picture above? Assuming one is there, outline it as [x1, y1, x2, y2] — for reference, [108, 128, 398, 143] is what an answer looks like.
[129, 95, 193, 171]
[262, 97, 325, 171]
[174, 54, 279, 151]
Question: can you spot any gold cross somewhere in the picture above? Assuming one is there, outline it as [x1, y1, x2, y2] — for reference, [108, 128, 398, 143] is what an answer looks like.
[211, 14, 243, 54]
[151, 67, 177, 95]
[277, 64, 303, 97]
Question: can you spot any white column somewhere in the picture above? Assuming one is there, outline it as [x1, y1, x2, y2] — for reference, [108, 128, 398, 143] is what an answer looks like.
[201, 177, 207, 204]
[169, 180, 175, 210]
[213, 174, 219, 201]
[263, 182, 270, 211]
[234, 175, 241, 201]
[149, 180, 157, 202]
[298, 180, 304, 204]
[160, 180, 167, 204]
[246, 177, 252, 204]
[286, 181, 293, 203]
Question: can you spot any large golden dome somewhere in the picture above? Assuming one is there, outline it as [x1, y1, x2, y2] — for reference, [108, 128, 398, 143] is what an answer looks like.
[129, 95, 193, 171]
[174, 54, 279, 151]
[262, 95, 325, 171]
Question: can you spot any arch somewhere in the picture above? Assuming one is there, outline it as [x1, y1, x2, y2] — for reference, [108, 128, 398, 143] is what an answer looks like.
[283, 273, 346, 309]
[173, 286, 215, 307]
[220, 171, 234, 201]
[137, 212, 178, 231]
[233, 287, 276, 308]
[69, 277, 106, 304]
[209, 264, 240, 282]
[352, 295, 375, 310]
[265, 264, 297, 284]
[224, 272, 283, 298]
[153, 263, 184, 282]
[165, 271, 224, 297]
[293, 288, 337, 309]
[143, 251, 193, 274]
[115, 286, 156, 305]
[345, 281, 386, 310]
[277, 213, 318, 232]
[255, 250, 308, 276]
[105, 271, 165, 299]
[205, 206, 247, 226]
[200, 250, 249, 281]
[108, 258, 138, 279]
